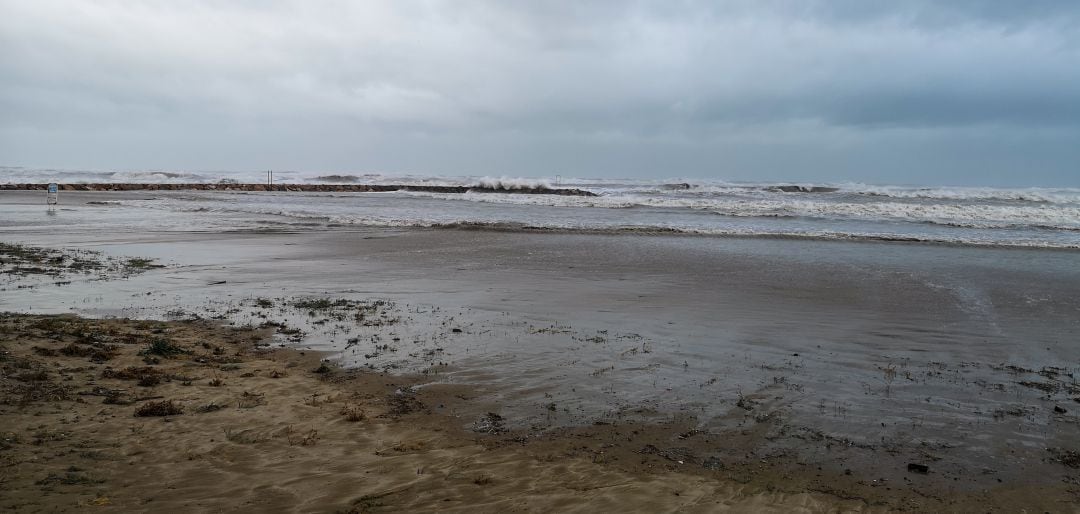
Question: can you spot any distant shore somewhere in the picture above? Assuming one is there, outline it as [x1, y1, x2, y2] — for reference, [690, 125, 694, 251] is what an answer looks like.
[0, 183, 598, 196]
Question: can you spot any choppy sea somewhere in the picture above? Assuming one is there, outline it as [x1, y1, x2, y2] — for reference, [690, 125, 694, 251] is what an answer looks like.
[3, 165, 1079, 248]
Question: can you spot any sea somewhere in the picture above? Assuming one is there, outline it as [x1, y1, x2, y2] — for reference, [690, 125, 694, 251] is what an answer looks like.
[2, 165, 1079, 248]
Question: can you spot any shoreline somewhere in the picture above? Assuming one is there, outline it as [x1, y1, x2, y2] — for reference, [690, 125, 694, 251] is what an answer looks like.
[2, 188, 1077, 250]
[424, 222, 1080, 251]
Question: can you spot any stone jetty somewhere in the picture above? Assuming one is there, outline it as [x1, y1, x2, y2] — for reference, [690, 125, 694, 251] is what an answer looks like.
[0, 183, 597, 196]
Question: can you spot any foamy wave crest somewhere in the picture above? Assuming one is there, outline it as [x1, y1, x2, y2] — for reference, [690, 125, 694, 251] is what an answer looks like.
[108, 192, 1080, 248]
[667, 198, 1080, 231]
[472, 176, 552, 190]
[404, 190, 638, 208]
[399, 189, 1080, 231]
[0, 166, 257, 184]
[105, 171, 212, 183]
[838, 183, 1080, 204]
[296, 172, 469, 187]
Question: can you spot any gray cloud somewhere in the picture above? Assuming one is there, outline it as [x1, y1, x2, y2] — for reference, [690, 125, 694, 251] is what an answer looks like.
[1, 0, 1078, 185]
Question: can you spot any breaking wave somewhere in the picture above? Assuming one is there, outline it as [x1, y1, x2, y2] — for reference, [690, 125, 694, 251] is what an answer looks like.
[395, 190, 1080, 232]
[471, 176, 553, 190]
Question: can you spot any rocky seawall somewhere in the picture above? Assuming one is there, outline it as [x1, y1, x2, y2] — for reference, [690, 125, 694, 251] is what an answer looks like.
[0, 183, 597, 196]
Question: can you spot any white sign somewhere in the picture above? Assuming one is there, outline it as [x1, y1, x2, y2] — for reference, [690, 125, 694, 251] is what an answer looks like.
[47, 183, 58, 205]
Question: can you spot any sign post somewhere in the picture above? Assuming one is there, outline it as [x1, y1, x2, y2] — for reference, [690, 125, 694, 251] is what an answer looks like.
[47, 183, 59, 205]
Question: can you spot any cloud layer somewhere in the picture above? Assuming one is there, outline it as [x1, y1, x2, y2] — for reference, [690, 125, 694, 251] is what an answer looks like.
[2, 1, 1078, 185]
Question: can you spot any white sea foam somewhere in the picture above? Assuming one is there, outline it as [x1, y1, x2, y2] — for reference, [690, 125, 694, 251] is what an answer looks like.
[101, 188, 1080, 249]
[834, 183, 1080, 204]
[399, 189, 1080, 231]
[471, 176, 553, 190]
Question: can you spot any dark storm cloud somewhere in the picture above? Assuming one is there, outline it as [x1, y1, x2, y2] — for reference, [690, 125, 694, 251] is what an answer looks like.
[1, 0, 1078, 184]
[798, 0, 1080, 27]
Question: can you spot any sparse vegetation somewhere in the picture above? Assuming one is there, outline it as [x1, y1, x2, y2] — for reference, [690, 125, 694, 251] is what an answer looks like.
[124, 257, 163, 270]
[288, 297, 398, 326]
[134, 400, 184, 417]
[0, 242, 103, 277]
[224, 427, 270, 444]
[292, 298, 350, 311]
[383, 392, 424, 417]
[60, 342, 119, 362]
[237, 391, 266, 409]
[1049, 447, 1080, 469]
[102, 366, 161, 382]
[195, 402, 223, 414]
[1018, 380, 1059, 394]
[473, 475, 493, 486]
[286, 426, 319, 446]
[473, 412, 506, 434]
[141, 337, 186, 357]
[6, 379, 71, 405]
[341, 404, 366, 422]
[35, 471, 104, 487]
[0, 242, 163, 283]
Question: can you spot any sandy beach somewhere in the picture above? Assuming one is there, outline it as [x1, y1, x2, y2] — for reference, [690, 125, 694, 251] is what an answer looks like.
[0, 313, 892, 512]
[2, 313, 1074, 513]
[2, 191, 1080, 512]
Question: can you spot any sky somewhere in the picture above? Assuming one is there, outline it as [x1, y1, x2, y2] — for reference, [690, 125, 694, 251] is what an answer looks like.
[1, 1, 1079, 186]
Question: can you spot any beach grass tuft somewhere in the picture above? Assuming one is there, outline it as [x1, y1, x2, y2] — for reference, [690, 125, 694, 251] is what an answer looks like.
[134, 400, 183, 417]
[341, 404, 366, 422]
[141, 337, 187, 357]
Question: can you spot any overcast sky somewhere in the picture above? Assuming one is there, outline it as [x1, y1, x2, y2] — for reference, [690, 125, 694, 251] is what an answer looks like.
[2, 1, 1078, 185]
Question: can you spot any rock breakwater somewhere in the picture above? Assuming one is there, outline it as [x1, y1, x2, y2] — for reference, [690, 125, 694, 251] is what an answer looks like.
[0, 183, 597, 196]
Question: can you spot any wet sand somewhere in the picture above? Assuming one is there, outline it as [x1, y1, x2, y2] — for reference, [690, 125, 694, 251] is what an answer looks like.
[3, 191, 1080, 511]
[1, 313, 1073, 513]
[1, 313, 880, 512]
